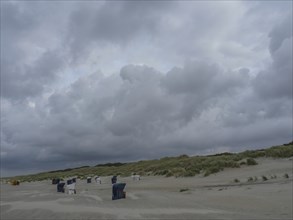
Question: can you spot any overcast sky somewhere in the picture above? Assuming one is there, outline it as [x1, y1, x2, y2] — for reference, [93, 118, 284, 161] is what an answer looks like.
[1, 1, 292, 177]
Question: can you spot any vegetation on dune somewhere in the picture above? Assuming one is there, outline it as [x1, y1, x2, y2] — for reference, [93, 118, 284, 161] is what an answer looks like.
[246, 158, 258, 165]
[3, 142, 293, 183]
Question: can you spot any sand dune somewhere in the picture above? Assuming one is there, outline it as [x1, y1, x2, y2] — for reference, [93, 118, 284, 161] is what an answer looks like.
[1, 157, 292, 219]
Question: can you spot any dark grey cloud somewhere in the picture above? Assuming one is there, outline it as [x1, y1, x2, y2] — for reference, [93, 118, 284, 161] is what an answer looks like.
[1, 2, 38, 33]
[2, 50, 65, 99]
[161, 61, 249, 123]
[269, 16, 292, 54]
[162, 63, 218, 95]
[1, 2, 68, 100]
[66, 1, 174, 61]
[162, 61, 247, 95]
[253, 15, 292, 99]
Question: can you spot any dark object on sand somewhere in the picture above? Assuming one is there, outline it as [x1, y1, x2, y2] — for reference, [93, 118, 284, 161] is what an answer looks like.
[72, 178, 76, 183]
[112, 183, 126, 200]
[111, 176, 117, 184]
[57, 182, 65, 193]
[87, 177, 91, 183]
[52, 178, 60, 185]
[11, 180, 20, 185]
[67, 179, 73, 185]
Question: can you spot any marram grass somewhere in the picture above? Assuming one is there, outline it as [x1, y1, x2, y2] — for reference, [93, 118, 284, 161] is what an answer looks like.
[3, 142, 292, 183]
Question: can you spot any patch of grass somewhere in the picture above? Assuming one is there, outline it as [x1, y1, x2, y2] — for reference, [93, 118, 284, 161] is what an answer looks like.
[240, 161, 246, 165]
[204, 166, 221, 176]
[265, 144, 293, 158]
[246, 158, 257, 165]
[204, 170, 211, 177]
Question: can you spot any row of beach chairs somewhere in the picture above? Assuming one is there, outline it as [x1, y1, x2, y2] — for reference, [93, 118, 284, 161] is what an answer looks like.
[56, 178, 76, 194]
[54, 176, 127, 200]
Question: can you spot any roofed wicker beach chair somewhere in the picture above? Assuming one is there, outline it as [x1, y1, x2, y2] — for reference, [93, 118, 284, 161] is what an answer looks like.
[112, 183, 126, 200]
[57, 182, 65, 193]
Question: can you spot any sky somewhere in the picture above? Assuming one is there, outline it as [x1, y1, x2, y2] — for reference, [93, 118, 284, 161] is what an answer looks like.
[1, 0, 292, 177]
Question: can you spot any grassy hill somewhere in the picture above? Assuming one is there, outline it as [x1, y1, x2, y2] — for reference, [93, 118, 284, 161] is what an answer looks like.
[3, 142, 293, 183]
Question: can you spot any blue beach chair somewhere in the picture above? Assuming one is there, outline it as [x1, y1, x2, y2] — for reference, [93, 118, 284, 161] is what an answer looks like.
[112, 183, 126, 200]
[57, 182, 65, 193]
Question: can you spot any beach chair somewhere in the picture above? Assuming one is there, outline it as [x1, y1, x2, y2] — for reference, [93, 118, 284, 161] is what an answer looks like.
[95, 176, 101, 184]
[111, 176, 117, 184]
[132, 174, 141, 181]
[11, 180, 20, 185]
[52, 178, 60, 184]
[57, 182, 65, 193]
[67, 182, 76, 195]
[112, 183, 126, 200]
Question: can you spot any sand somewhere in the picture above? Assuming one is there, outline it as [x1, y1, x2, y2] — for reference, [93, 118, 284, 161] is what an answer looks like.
[1, 157, 292, 220]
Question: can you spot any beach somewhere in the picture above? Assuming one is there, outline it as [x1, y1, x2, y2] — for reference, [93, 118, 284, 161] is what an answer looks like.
[1, 157, 292, 220]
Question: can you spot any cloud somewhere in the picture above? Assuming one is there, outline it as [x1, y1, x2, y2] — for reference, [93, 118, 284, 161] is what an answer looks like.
[66, 1, 174, 62]
[1, 2, 68, 100]
[269, 16, 292, 54]
[253, 15, 292, 99]
[2, 50, 65, 100]
[1, 1, 292, 176]
[2, 59, 291, 175]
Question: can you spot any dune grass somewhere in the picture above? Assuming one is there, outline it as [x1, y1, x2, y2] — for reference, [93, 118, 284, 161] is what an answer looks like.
[3, 142, 292, 183]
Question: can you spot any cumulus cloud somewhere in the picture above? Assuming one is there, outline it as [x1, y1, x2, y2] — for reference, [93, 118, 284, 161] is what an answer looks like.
[1, 60, 292, 175]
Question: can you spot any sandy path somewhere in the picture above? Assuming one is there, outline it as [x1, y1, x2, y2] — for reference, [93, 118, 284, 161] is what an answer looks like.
[1, 157, 292, 219]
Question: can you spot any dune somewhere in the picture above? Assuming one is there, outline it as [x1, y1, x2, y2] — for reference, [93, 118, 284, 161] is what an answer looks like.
[1, 157, 292, 219]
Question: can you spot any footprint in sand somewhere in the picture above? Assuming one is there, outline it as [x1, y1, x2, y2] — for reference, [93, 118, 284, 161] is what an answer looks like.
[127, 193, 139, 200]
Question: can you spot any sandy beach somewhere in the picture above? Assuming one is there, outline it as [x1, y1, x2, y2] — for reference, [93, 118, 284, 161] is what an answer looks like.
[1, 157, 292, 220]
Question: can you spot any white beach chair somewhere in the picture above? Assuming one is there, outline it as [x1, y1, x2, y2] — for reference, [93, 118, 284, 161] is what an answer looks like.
[132, 174, 140, 181]
[95, 176, 101, 184]
[67, 183, 76, 195]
